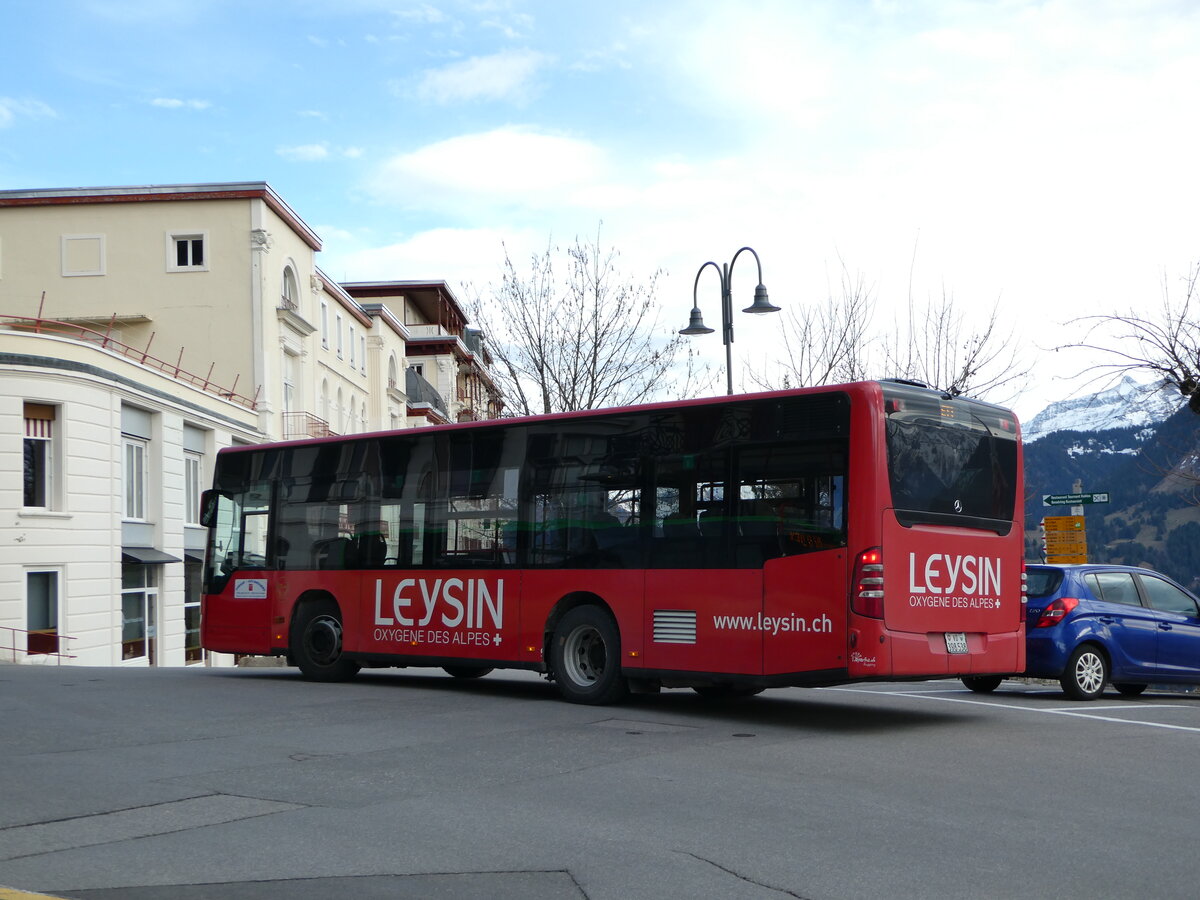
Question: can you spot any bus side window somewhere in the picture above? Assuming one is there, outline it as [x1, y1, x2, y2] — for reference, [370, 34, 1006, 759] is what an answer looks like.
[735, 446, 847, 564]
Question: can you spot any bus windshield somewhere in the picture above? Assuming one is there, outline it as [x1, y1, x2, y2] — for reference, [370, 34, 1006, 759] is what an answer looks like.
[883, 386, 1018, 533]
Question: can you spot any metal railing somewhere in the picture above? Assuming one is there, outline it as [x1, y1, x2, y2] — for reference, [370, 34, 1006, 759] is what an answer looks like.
[282, 411, 335, 439]
[0, 626, 76, 665]
[1, 314, 260, 409]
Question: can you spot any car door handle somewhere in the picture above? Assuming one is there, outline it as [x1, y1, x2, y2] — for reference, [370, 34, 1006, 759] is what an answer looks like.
[1098, 616, 1115, 624]
[1159, 622, 1173, 631]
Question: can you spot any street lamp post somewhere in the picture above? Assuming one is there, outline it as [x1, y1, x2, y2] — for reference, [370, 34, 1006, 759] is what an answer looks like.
[680, 246, 779, 395]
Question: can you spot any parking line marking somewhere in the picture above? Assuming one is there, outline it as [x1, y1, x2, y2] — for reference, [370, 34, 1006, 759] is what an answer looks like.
[821, 686, 1200, 733]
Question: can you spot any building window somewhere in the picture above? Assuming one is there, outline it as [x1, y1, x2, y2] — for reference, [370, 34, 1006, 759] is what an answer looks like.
[23, 402, 55, 508]
[26, 571, 59, 655]
[166, 231, 209, 272]
[349, 324, 356, 367]
[360, 336, 367, 375]
[121, 564, 158, 663]
[282, 350, 298, 415]
[184, 451, 203, 526]
[336, 314, 343, 358]
[61, 234, 106, 277]
[185, 559, 204, 664]
[320, 301, 329, 349]
[123, 437, 148, 521]
[281, 266, 299, 311]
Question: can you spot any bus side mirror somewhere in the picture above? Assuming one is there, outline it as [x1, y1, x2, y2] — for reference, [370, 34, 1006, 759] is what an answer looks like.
[199, 489, 224, 528]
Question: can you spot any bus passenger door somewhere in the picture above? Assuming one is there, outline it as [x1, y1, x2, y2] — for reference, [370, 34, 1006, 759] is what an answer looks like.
[762, 550, 847, 676]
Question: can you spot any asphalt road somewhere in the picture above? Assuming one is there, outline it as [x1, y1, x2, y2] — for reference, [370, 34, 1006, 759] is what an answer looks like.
[1, 663, 1196, 900]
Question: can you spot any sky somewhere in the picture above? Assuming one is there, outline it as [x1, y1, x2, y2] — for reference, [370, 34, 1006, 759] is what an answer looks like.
[3, 0, 1199, 423]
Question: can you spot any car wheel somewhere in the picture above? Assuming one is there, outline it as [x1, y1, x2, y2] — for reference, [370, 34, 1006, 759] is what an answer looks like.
[1113, 682, 1147, 698]
[291, 599, 360, 683]
[961, 675, 1003, 693]
[549, 605, 628, 705]
[1060, 644, 1107, 701]
[443, 666, 494, 679]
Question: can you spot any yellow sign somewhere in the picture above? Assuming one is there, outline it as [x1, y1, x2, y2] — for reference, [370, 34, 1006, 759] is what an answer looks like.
[1044, 530, 1087, 547]
[1044, 542, 1088, 557]
[1047, 553, 1088, 564]
[1043, 515, 1085, 532]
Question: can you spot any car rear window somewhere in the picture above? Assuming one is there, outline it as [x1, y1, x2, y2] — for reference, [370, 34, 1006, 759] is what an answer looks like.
[1026, 568, 1063, 599]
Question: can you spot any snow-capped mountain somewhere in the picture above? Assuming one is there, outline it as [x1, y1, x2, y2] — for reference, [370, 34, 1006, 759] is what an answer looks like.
[1020, 376, 1200, 589]
[1022, 376, 1183, 443]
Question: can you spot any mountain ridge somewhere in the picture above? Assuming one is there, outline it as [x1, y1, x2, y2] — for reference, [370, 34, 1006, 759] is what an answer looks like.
[1020, 381, 1200, 589]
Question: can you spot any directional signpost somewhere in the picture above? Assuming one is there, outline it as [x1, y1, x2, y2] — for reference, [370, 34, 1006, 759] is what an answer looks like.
[1040, 490, 1107, 564]
[1042, 492, 1110, 507]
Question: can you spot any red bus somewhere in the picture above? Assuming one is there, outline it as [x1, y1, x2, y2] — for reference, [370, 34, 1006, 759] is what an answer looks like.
[200, 380, 1025, 704]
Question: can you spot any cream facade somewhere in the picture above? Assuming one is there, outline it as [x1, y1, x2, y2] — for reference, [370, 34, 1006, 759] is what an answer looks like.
[0, 182, 501, 667]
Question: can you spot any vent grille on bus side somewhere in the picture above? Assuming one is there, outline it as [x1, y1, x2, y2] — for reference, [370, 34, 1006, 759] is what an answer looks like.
[774, 394, 849, 438]
[653, 610, 697, 644]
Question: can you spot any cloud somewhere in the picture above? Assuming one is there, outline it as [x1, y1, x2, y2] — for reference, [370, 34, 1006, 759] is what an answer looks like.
[0, 97, 57, 127]
[279, 143, 331, 162]
[415, 49, 548, 104]
[150, 97, 211, 110]
[369, 127, 608, 212]
[277, 143, 363, 162]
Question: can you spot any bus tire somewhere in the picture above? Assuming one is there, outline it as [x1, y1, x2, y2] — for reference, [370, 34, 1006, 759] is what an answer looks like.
[961, 675, 1003, 693]
[549, 605, 628, 705]
[291, 599, 360, 683]
[1060, 644, 1107, 701]
[443, 666, 493, 679]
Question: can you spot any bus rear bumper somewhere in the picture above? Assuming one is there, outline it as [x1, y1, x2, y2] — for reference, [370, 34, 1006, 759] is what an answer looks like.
[853, 627, 1024, 678]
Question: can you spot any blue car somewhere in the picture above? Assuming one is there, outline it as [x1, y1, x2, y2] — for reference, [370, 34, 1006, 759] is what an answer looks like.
[962, 564, 1200, 700]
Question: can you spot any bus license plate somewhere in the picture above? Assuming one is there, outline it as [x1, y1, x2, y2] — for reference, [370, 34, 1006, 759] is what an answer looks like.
[944, 632, 968, 654]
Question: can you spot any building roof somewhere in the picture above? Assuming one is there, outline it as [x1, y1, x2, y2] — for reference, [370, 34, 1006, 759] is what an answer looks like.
[0, 182, 323, 251]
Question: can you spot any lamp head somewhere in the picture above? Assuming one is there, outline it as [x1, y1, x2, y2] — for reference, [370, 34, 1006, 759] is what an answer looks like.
[742, 284, 780, 315]
[680, 307, 715, 335]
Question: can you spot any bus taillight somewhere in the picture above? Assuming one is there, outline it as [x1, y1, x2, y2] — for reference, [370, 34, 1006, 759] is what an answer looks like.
[852, 547, 885, 619]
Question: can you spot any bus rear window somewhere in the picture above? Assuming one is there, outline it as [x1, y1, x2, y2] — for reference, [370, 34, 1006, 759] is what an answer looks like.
[883, 388, 1018, 533]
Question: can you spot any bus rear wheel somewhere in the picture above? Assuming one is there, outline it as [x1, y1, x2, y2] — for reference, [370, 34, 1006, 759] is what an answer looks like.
[961, 675, 1003, 693]
[549, 605, 628, 705]
[443, 666, 493, 679]
[291, 599, 360, 683]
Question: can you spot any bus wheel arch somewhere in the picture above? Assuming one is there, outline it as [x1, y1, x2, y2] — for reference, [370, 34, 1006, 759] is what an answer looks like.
[289, 591, 361, 683]
[545, 594, 628, 705]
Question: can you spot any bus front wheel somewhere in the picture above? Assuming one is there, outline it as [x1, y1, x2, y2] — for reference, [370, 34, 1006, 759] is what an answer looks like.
[291, 600, 360, 683]
[549, 605, 628, 705]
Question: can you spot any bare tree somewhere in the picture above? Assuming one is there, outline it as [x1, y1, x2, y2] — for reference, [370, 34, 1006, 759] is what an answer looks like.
[468, 228, 707, 416]
[756, 253, 1025, 402]
[883, 291, 1027, 401]
[1059, 262, 1200, 414]
[749, 261, 875, 390]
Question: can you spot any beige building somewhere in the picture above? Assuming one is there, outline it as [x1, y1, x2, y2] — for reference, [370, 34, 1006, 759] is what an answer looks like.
[0, 182, 500, 667]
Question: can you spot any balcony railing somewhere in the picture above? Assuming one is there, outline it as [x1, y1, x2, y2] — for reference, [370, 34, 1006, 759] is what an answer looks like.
[1, 315, 259, 409]
[282, 411, 335, 439]
[0, 626, 76, 665]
